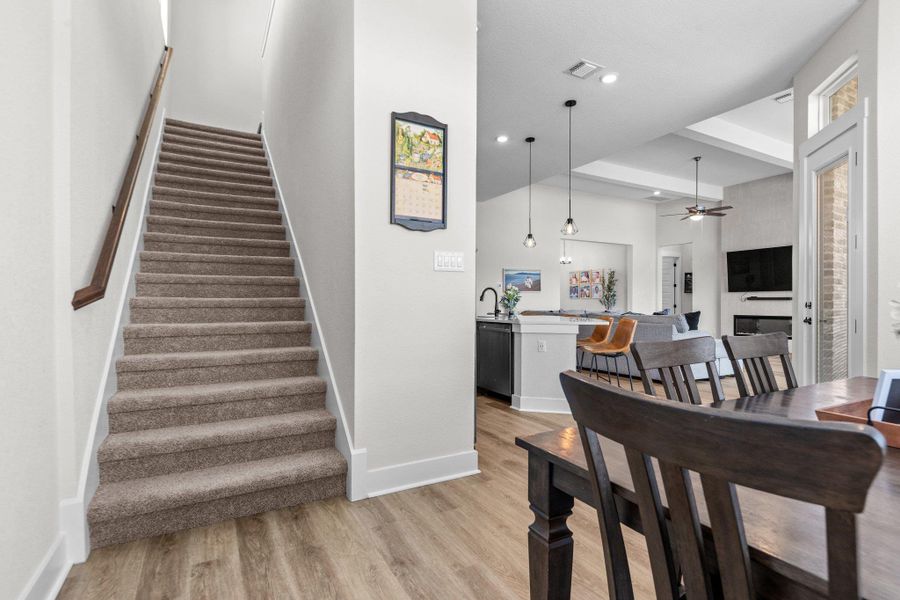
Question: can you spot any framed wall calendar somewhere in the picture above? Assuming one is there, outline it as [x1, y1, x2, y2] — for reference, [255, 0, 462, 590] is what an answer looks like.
[390, 111, 447, 231]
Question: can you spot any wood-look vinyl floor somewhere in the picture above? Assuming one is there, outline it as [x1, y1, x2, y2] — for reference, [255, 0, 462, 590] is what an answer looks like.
[59, 372, 758, 600]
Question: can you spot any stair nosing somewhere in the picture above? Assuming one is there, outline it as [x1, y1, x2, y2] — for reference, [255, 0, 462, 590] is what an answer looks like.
[155, 173, 274, 194]
[157, 162, 272, 184]
[123, 321, 311, 339]
[165, 118, 261, 141]
[142, 232, 289, 248]
[130, 296, 304, 307]
[156, 153, 271, 175]
[163, 126, 264, 148]
[162, 134, 266, 157]
[160, 142, 269, 165]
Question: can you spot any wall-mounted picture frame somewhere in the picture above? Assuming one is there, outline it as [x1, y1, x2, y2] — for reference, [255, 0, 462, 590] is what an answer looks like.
[503, 269, 541, 292]
[390, 111, 447, 231]
[684, 272, 694, 294]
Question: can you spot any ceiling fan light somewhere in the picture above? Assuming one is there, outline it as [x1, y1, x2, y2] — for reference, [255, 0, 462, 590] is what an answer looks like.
[689, 214, 704, 222]
[561, 217, 578, 235]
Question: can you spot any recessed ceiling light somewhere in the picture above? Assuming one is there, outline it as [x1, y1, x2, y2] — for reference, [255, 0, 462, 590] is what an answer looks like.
[496, 135, 509, 143]
[600, 72, 619, 84]
[653, 190, 661, 196]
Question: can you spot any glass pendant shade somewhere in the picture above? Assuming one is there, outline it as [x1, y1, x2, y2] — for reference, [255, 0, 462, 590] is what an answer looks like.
[523, 233, 537, 247]
[561, 217, 578, 235]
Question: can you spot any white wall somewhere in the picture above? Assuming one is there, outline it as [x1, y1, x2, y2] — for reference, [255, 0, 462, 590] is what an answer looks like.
[353, 0, 478, 483]
[719, 173, 793, 336]
[793, 0, 879, 374]
[559, 240, 628, 312]
[477, 184, 658, 314]
[656, 199, 722, 334]
[169, 0, 269, 131]
[0, 4, 60, 597]
[876, 1, 900, 369]
[261, 0, 356, 440]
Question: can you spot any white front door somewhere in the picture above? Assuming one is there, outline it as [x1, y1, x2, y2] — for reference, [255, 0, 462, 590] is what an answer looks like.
[797, 104, 866, 384]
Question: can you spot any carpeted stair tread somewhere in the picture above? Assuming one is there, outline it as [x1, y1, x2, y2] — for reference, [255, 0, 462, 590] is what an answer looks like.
[98, 410, 336, 462]
[109, 376, 326, 414]
[139, 251, 294, 278]
[130, 296, 304, 309]
[88, 448, 347, 523]
[146, 215, 285, 240]
[155, 173, 275, 197]
[152, 186, 278, 210]
[165, 118, 261, 141]
[160, 142, 269, 166]
[157, 161, 273, 185]
[136, 272, 299, 288]
[143, 232, 290, 257]
[163, 125, 264, 149]
[117, 346, 317, 373]
[129, 296, 306, 323]
[157, 152, 271, 175]
[162, 133, 266, 157]
[124, 321, 310, 340]
[149, 200, 282, 224]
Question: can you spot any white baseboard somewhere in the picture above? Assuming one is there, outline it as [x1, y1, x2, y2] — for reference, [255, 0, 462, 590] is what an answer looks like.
[366, 450, 480, 498]
[16, 535, 70, 600]
[511, 394, 571, 414]
[260, 128, 367, 501]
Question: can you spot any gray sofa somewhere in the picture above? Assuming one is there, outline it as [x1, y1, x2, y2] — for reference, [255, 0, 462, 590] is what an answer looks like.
[574, 313, 735, 381]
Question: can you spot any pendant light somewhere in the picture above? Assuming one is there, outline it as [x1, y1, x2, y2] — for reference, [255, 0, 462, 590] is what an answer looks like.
[561, 99, 579, 235]
[523, 137, 537, 248]
[559, 239, 572, 264]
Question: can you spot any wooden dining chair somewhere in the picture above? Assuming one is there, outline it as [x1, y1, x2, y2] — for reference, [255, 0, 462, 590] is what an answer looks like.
[631, 337, 725, 404]
[722, 332, 798, 397]
[560, 372, 885, 600]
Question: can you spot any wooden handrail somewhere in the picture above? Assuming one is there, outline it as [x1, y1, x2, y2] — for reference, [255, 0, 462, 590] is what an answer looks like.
[72, 46, 173, 310]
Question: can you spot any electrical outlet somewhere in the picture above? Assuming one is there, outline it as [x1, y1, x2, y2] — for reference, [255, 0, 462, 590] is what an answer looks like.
[537, 340, 547, 352]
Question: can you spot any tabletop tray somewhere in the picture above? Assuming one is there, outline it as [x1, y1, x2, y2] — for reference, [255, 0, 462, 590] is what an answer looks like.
[816, 399, 900, 449]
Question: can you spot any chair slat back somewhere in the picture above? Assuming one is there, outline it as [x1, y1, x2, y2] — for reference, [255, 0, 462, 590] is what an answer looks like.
[722, 332, 797, 396]
[560, 372, 885, 600]
[631, 337, 725, 404]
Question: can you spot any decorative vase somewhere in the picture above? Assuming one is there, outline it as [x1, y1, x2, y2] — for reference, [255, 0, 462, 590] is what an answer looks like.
[507, 308, 517, 318]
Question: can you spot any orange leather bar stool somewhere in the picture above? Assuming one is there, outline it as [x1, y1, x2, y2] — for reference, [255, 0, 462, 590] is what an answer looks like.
[576, 316, 613, 371]
[583, 317, 638, 390]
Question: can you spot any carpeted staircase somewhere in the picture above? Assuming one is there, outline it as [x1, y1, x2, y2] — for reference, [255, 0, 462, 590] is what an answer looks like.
[87, 118, 347, 548]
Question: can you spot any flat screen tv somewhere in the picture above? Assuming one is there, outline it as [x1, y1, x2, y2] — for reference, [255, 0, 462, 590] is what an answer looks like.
[726, 245, 792, 292]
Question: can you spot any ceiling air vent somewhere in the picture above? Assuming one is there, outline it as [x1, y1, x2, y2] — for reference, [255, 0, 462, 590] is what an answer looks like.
[566, 60, 602, 79]
[774, 91, 794, 104]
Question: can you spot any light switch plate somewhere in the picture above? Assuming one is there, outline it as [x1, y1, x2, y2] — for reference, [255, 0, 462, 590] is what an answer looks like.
[434, 251, 464, 272]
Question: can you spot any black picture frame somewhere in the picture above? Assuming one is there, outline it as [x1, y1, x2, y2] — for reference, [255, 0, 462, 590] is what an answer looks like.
[684, 272, 693, 294]
[390, 111, 447, 231]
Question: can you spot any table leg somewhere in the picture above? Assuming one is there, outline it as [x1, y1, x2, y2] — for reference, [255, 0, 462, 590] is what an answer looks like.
[527, 453, 575, 600]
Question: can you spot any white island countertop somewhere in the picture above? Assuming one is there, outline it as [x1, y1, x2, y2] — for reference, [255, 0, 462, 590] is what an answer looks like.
[476, 314, 609, 332]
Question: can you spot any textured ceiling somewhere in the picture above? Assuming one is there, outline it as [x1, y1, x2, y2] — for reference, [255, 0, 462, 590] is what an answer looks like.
[477, 0, 860, 200]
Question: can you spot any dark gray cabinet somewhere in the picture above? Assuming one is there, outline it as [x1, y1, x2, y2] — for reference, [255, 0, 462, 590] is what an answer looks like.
[476, 321, 514, 397]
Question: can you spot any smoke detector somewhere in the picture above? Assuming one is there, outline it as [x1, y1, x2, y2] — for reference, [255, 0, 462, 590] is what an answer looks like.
[566, 60, 602, 79]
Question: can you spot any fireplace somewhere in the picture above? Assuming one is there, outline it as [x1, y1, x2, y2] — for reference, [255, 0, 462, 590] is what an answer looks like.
[733, 315, 792, 339]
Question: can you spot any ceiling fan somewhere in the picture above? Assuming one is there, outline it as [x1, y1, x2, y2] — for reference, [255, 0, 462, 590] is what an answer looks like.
[661, 156, 733, 221]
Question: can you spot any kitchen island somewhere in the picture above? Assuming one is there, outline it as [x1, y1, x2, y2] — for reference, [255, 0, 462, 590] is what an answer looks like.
[476, 315, 608, 413]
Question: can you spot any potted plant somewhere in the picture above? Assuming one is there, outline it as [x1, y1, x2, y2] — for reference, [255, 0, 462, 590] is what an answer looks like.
[500, 285, 522, 318]
[598, 270, 618, 312]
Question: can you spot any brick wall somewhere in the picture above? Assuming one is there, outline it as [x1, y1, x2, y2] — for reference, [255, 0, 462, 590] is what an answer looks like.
[829, 76, 858, 122]
[818, 160, 849, 380]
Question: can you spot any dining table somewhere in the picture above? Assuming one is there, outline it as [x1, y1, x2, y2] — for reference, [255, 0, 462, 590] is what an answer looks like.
[515, 376, 900, 600]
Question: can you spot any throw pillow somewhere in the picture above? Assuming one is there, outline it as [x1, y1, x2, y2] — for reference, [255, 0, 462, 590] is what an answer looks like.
[684, 311, 701, 331]
[653, 308, 671, 316]
[674, 314, 689, 333]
